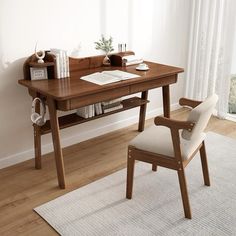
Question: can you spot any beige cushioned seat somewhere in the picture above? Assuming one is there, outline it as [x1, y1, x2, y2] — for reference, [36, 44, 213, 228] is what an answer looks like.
[130, 125, 206, 160]
[130, 94, 218, 160]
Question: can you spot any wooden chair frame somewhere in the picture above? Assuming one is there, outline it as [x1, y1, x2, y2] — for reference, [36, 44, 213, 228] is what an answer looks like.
[126, 98, 210, 219]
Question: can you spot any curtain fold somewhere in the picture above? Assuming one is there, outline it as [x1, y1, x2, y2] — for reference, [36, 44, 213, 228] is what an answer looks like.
[185, 0, 236, 118]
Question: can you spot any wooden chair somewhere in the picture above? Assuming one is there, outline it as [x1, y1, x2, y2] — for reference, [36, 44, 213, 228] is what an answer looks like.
[126, 94, 218, 219]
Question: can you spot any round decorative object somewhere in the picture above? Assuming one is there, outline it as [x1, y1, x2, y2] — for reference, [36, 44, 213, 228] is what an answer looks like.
[35, 43, 45, 63]
[35, 50, 45, 63]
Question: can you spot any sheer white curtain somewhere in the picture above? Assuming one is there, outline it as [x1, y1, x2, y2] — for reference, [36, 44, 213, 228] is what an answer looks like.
[185, 0, 236, 118]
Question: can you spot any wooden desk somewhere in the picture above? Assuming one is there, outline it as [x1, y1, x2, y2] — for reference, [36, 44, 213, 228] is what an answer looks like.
[19, 55, 183, 189]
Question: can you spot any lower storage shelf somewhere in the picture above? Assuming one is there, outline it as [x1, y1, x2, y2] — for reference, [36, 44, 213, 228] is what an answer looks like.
[40, 96, 149, 135]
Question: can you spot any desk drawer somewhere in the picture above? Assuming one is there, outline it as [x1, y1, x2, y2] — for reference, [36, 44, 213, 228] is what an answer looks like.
[57, 86, 130, 110]
[130, 75, 177, 94]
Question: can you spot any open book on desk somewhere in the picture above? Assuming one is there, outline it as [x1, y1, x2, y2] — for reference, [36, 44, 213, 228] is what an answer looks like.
[80, 70, 140, 85]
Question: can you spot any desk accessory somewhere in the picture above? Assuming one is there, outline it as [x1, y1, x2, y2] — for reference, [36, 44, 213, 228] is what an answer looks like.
[31, 98, 46, 126]
[136, 63, 149, 71]
[118, 43, 127, 52]
[35, 43, 45, 63]
[94, 35, 114, 66]
[30, 67, 48, 80]
[122, 55, 143, 66]
[110, 51, 135, 66]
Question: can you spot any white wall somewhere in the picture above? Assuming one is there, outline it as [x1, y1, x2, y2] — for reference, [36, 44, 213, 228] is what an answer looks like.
[0, 0, 192, 168]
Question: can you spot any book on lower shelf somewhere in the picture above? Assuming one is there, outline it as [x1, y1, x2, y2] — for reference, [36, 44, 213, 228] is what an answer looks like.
[103, 104, 123, 113]
[102, 98, 123, 113]
[76, 98, 124, 118]
[95, 103, 103, 115]
[76, 106, 89, 119]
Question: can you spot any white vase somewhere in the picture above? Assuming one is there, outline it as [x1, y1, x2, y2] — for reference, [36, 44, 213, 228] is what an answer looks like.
[103, 54, 111, 66]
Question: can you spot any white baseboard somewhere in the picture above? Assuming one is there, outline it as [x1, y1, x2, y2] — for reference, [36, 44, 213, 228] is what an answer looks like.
[0, 103, 180, 169]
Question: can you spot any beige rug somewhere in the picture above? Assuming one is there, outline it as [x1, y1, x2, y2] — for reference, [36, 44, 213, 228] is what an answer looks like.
[34, 132, 236, 235]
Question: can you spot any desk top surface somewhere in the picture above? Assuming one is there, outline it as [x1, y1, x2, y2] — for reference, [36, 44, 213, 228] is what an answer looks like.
[18, 61, 183, 100]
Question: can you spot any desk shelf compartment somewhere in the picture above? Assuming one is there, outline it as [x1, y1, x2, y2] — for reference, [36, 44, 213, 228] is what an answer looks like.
[40, 97, 149, 135]
[23, 52, 56, 80]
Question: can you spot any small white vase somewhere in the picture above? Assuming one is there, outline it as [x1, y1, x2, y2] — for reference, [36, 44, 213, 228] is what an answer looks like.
[103, 54, 111, 66]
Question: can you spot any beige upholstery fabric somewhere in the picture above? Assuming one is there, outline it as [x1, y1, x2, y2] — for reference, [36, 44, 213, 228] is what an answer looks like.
[130, 125, 206, 160]
[182, 94, 218, 140]
[130, 94, 218, 160]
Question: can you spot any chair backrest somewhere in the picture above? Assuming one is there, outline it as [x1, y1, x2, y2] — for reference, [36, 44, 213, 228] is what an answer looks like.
[182, 94, 218, 141]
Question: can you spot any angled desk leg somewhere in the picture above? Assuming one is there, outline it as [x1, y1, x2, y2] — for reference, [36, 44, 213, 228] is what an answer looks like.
[138, 91, 148, 132]
[162, 85, 170, 118]
[47, 98, 66, 189]
[33, 94, 42, 169]
[34, 123, 42, 169]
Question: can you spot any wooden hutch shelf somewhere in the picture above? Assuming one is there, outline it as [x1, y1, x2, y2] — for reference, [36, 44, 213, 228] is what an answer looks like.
[28, 62, 55, 67]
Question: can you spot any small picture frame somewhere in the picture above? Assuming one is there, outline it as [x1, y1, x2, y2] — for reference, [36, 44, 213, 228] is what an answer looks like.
[30, 67, 48, 80]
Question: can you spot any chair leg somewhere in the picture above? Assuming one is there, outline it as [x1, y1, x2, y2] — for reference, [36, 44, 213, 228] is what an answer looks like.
[126, 154, 135, 199]
[200, 141, 210, 186]
[152, 163, 158, 172]
[177, 169, 192, 219]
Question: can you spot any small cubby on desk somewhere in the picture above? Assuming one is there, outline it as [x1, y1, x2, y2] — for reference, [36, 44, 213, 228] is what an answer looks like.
[23, 52, 56, 80]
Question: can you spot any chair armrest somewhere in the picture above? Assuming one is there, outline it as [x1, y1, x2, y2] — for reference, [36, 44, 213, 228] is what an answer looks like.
[179, 97, 202, 108]
[154, 116, 194, 132]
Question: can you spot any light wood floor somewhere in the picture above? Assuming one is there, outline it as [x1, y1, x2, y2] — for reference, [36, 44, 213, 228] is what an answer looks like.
[0, 108, 236, 236]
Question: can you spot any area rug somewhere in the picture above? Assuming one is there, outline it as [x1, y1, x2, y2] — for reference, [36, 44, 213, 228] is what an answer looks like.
[34, 132, 236, 235]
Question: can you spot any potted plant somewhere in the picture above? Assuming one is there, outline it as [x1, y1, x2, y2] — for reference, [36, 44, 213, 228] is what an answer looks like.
[94, 35, 114, 66]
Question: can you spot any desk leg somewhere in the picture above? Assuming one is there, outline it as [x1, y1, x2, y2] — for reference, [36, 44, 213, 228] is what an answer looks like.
[33, 96, 42, 169]
[162, 85, 170, 118]
[34, 124, 42, 169]
[138, 91, 148, 132]
[48, 98, 66, 189]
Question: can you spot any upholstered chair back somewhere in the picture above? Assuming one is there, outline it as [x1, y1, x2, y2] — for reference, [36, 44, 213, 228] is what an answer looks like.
[182, 94, 218, 141]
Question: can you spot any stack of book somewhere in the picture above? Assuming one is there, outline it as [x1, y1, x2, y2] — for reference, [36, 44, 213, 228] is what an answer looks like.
[102, 98, 123, 113]
[94, 103, 103, 115]
[76, 105, 95, 119]
[122, 55, 143, 66]
[49, 49, 70, 79]
[76, 98, 123, 118]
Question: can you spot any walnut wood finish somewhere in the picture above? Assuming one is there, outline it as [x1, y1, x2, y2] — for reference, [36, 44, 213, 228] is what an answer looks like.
[110, 51, 135, 66]
[179, 97, 202, 108]
[47, 98, 66, 189]
[138, 91, 148, 132]
[162, 85, 170, 118]
[19, 54, 184, 189]
[41, 97, 149, 135]
[199, 141, 210, 186]
[69, 51, 134, 72]
[126, 98, 211, 219]
[152, 164, 158, 171]
[23, 52, 56, 80]
[19, 62, 183, 102]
